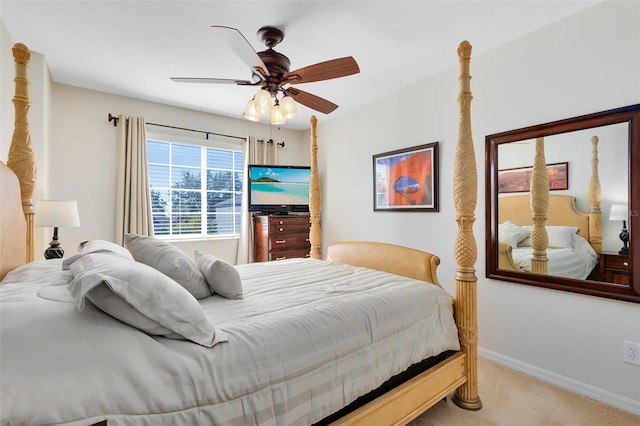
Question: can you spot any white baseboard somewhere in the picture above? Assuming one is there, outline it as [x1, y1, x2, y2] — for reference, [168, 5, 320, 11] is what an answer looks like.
[478, 347, 640, 416]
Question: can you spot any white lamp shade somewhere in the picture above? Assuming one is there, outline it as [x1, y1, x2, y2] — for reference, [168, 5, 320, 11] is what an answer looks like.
[609, 204, 628, 221]
[35, 200, 81, 228]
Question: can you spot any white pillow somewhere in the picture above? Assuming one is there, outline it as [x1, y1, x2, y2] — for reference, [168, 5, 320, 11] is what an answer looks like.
[124, 233, 211, 300]
[498, 221, 529, 247]
[547, 226, 579, 249]
[67, 252, 227, 347]
[195, 250, 243, 300]
[519, 225, 578, 249]
[498, 220, 521, 234]
[499, 231, 523, 248]
[62, 239, 133, 270]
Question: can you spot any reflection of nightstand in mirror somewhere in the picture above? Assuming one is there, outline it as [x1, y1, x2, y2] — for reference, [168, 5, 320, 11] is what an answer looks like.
[599, 252, 630, 285]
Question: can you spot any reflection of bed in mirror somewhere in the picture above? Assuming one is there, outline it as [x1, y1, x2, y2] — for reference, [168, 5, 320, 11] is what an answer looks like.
[497, 135, 601, 280]
[498, 195, 600, 279]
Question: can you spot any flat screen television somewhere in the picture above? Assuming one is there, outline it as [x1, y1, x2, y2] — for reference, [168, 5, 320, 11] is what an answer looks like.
[248, 164, 311, 214]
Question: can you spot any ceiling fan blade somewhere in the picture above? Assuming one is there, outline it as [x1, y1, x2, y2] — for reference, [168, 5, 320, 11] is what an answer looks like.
[171, 77, 255, 85]
[284, 87, 338, 114]
[211, 25, 270, 77]
[283, 57, 359, 84]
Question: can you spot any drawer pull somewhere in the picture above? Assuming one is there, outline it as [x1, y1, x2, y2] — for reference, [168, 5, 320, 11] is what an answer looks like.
[624, 261, 629, 267]
[306, 238, 310, 242]
[279, 220, 284, 225]
[275, 239, 286, 244]
[275, 256, 286, 260]
[279, 227, 284, 232]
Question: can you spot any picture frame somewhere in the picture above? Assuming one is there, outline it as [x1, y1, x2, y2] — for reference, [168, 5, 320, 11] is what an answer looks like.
[498, 161, 569, 194]
[373, 142, 439, 212]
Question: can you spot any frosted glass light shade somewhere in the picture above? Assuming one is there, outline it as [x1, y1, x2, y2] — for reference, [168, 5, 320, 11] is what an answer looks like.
[609, 204, 628, 221]
[254, 89, 272, 114]
[35, 200, 81, 228]
[270, 105, 286, 125]
[280, 95, 298, 119]
[242, 99, 261, 122]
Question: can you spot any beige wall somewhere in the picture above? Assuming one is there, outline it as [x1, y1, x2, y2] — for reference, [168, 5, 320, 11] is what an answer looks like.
[315, 0, 639, 412]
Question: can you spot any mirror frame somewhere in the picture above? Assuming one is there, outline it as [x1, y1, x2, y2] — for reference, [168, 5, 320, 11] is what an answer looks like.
[485, 104, 640, 303]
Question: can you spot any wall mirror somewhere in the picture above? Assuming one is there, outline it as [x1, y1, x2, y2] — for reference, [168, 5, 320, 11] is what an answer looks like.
[485, 104, 640, 303]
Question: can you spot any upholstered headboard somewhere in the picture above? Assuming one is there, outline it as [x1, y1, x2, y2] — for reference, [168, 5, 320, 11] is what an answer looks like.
[498, 194, 590, 241]
[0, 162, 27, 280]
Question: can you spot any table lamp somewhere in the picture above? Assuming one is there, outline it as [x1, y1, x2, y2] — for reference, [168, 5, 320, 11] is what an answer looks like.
[609, 203, 629, 255]
[35, 200, 81, 259]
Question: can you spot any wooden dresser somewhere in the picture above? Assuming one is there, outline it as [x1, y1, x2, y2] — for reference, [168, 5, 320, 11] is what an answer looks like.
[254, 215, 311, 262]
[599, 252, 630, 285]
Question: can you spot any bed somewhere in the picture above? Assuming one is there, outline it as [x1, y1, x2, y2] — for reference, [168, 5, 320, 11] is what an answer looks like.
[497, 136, 602, 279]
[1, 41, 481, 425]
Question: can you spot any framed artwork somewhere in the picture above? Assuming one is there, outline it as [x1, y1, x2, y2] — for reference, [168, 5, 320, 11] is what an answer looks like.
[498, 161, 569, 193]
[373, 142, 439, 212]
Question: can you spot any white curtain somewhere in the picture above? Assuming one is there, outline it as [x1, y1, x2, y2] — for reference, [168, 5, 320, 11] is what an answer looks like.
[236, 136, 278, 264]
[114, 115, 154, 245]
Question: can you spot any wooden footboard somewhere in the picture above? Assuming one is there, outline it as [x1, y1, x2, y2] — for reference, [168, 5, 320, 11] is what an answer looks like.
[331, 353, 466, 425]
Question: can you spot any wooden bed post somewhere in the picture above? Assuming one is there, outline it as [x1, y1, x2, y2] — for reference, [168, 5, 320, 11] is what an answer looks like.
[308, 115, 322, 259]
[6, 43, 36, 263]
[588, 136, 602, 253]
[451, 40, 482, 410]
[530, 137, 549, 274]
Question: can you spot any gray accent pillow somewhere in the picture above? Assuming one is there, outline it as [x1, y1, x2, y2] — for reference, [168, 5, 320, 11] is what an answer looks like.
[67, 252, 227, 347]
[194, 250, 243, 300]
[124, 233, 211, 300]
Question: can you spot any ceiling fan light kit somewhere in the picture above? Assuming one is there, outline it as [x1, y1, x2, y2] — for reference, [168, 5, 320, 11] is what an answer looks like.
[171, 25, 360, 125]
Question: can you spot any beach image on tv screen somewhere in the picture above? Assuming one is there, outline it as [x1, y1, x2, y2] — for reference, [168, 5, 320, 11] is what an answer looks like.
[250, 167, 310, 205]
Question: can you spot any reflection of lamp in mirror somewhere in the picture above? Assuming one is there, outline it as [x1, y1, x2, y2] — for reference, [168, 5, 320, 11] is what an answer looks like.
[35, 200, 81, 259]
[609, 204, 629, 255]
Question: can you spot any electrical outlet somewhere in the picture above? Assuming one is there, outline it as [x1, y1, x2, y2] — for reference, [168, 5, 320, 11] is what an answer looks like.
[623, 341, 640, 366]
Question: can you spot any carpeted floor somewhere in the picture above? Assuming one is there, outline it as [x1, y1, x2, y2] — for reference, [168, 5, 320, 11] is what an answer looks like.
[409, 357, 639, 426]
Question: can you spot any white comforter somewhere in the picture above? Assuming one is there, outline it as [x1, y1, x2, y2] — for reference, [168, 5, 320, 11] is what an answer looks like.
[510, 234, 599, 279]
[0, 258, 459, 425]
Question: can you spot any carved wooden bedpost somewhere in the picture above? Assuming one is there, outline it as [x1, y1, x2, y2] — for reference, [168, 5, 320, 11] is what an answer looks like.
[452, 40, 482, 410]
[308, 115, 322, 259]
[530, 137, 549, 274]
[588, 136, 602, 253]
[6, 43, 36, 263]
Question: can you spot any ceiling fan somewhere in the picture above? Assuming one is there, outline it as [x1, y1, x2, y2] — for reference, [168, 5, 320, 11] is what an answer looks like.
[171, 25, 360, 123]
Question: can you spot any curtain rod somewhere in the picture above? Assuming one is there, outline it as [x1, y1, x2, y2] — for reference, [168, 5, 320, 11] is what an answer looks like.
[107, 113, 245, 141]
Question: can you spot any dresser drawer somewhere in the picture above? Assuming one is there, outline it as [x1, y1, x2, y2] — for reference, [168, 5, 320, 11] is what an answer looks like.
[269, 249, 311, 261]
[603, 254, 629, 270]
[269, 217, 310, 234]
[270, 233, 310, 251]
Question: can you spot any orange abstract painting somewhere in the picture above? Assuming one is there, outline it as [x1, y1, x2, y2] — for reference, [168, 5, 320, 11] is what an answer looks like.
[373, 143, 439, 211]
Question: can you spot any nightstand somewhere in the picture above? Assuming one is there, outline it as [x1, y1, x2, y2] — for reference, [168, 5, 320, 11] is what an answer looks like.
[599, 252, 630, 285]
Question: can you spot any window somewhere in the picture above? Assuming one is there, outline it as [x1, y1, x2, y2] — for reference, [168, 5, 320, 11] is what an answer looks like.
[147, 138, 243, 239]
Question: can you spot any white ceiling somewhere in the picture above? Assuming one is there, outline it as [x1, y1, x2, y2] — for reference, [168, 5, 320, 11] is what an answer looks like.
[1, 1, 600, 131]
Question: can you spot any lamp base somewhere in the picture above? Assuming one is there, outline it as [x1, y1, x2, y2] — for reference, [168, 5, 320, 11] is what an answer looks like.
[44, 238, 64, 259]
[619, 224, 629, 256]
